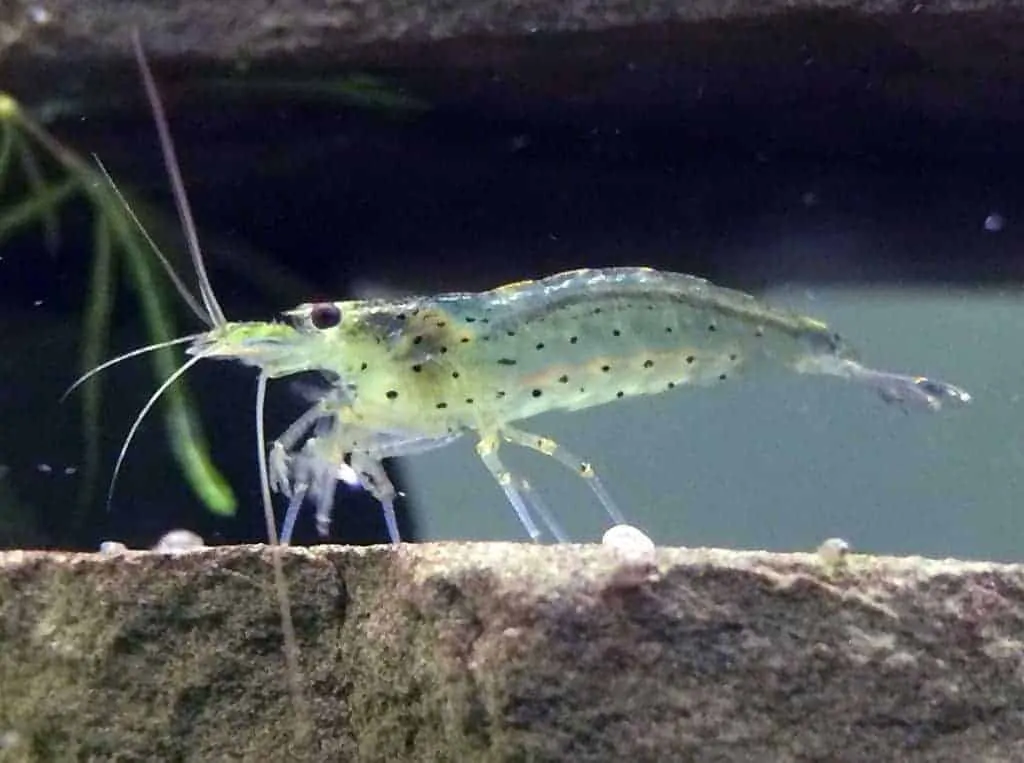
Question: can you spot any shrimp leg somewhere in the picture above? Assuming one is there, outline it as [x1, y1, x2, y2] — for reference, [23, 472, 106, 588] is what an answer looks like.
[349, 429, 466, 542]
[349, 452, 400, 544]
[268, 398, 335, 496]
[278, 413, 469, 543]
[512, 476, 568, 543]
[475, 433, 568, 542]
[280, 483, 309, 545]
[500, 425, 627, 526]
[353, 431, 467, 543]
[279, 436, 359, 544]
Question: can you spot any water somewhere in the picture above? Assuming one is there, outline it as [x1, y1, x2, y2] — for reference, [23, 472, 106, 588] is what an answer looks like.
[0, 80, 1020, 559]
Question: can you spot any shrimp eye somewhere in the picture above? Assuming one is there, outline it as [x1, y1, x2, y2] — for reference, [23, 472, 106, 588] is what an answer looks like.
[310, 303, 342, 330]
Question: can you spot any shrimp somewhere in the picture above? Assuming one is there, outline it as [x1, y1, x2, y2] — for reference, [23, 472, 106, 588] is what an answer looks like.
[221, 269, 970, 546]
[75, 31, 972, 753]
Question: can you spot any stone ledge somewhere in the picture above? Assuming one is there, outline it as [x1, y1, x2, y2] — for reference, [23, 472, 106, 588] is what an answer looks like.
[6, 0, 1024, 136]
[2, 543, 1023, 761]
[3, 0, 1024, 64]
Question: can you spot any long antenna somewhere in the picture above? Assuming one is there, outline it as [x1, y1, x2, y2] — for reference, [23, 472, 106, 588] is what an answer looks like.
[92, 156, 212, 327]
[256, 372, 311, 745]
[62, 333, 202, 401]
[106, 350, 210, 510]
[131, 29, 227, 327]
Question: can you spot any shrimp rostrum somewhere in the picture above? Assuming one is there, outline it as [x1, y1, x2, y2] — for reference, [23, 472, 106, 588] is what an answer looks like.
[184, 266, 970, 545]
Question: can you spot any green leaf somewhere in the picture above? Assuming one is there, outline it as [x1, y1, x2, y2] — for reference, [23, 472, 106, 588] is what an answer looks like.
[166, 404, 237, 516]
[202, 73, 430, 113]
[76, 214, 117, 521]
[0, 175, 77, 247]
[106, 204, 237, 516]
[15, 134, 63, 254]
[0, 92, 239, 523]
[0, 122, 14, 194]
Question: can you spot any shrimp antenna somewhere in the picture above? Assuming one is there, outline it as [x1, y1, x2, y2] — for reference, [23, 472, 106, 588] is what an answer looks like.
[91, 157, 213, 327]
[105, 348, 212, 510]
[131, 29, 227, 328]
[61, 333, 203, 401]
[256, 372, 311, 742]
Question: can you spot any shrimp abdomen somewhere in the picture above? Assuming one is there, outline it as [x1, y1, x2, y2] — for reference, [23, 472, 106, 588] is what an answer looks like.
[426, 268, 843, 421]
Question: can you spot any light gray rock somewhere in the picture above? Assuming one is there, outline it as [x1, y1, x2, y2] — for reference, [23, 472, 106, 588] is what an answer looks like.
[2, 543, 1024, 761]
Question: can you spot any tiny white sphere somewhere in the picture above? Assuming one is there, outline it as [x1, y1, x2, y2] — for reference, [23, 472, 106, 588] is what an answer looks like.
[98, 541, 128, 555]
[984, 212, 1005, 232]
[817, 537, 851, 565]
[152, 529, 205, 553]
[27, 6, 51, 25]
[602, 524, 656, 558]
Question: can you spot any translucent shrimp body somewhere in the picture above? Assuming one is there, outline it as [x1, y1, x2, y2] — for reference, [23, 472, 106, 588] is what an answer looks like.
[196, 267, 970, 543]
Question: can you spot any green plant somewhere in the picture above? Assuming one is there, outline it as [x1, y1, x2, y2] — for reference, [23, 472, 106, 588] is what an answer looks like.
[0, 92, 236, 522]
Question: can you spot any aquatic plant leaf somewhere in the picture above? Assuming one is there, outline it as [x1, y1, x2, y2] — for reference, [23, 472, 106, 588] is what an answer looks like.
[76, 214, 117, 518]
[15, 134, 62, 254]
[0, 122, 14, 194]
[331, 73, 431, 112]
[166, 403, 237, 516]
[0, 176, 77, 247]
[0, 92, 237, 520]
[202, 73, 431, 114]
[103, 203, 237, 516]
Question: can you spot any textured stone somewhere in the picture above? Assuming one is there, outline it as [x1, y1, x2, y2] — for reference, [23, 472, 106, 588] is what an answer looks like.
[2, 543, 1024, 761]
[4, 0, 1024, 131]
[0, 0, 1023, 64]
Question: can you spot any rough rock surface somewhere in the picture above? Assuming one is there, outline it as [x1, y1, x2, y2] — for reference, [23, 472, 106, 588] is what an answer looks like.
[1, 0, 1023, 65]
[2, 543, 1024, 761]
[4, 0, 1024, 135]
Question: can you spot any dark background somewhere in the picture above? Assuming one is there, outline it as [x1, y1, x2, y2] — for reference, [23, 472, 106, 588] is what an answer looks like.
[1, 18, 1021, 557]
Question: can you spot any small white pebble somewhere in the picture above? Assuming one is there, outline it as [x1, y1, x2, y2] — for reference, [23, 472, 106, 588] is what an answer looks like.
[152, 529, 205, 553]
[27, 6, 51, 25]
[98, 541, 128, 555]
[63, 466, 77, 476]
[984, 212, 1005, 232]
[0, 730, 21, 749]
[36, 463, 52, 474]
[817, 537, 851, 566]
[602, 524, 656, 559]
